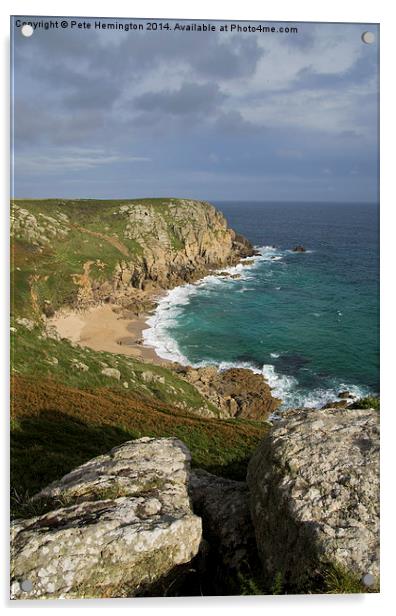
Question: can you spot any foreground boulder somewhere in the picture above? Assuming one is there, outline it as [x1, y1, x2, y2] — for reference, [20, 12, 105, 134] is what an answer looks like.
[11, 438, 202, 599]
[247, 407, 379, 591]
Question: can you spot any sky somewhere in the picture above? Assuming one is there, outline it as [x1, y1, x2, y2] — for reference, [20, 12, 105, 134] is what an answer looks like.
[11, 17, 379, 201]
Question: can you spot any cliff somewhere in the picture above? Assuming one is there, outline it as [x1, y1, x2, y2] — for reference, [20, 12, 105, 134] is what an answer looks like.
[10, 197, 273, 555]
[10, 198, 379, 597]
[11, 198, 279, 423]
[11, 198, 255, 314]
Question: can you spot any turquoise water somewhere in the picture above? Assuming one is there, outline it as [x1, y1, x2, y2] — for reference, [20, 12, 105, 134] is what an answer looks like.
[144, 202, 379, 409]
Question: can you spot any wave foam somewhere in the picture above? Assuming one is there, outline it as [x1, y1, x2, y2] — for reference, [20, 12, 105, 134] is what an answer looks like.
[142, 284, 198, 364]
[283, 381, 371, 410]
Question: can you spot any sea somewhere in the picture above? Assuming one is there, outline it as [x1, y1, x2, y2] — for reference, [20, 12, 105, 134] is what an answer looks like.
[143, 202, 379, 410]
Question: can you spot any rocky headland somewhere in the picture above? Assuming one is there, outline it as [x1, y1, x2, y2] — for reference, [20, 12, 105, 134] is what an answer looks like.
[11, 198, 255, 309]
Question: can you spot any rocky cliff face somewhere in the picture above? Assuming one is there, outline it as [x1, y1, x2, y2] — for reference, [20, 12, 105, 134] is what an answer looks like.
[113, 200, 254, 294]
[11, 199, 255, 310]
[11, 438, 202, 599]
[247, 406, 380, 591]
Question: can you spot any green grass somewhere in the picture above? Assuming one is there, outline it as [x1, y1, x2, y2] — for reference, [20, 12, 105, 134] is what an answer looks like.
[10, 198, 208, 316]
[11, 311, 267, 517]
[232, 562, 377, 596]
[320, 562, 377, 594]
[11, 322, 219, 414]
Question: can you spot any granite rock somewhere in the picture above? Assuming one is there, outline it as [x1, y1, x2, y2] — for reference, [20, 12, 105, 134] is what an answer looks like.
[247, 406, 380, 589]
[11, 438, 202, 599]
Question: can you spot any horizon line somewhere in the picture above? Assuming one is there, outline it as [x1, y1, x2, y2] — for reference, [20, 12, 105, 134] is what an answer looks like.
[10, 196, 379, 205]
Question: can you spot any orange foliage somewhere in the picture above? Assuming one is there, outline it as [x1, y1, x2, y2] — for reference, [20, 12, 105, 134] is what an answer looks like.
[11, 375, 264, 442]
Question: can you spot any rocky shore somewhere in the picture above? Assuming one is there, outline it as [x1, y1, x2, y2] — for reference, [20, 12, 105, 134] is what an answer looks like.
[172, 365, 281, 420]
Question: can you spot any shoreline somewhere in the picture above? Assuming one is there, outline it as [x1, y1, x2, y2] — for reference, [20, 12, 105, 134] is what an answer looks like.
[48, 296, 171, 367]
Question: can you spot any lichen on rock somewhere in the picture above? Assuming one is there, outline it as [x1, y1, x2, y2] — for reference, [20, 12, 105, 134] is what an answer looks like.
[247, 406, 380, 590]
[10, 437, 202, 599]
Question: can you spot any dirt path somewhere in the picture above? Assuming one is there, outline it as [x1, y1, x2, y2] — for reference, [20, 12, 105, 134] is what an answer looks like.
[72, 224, 130, 257]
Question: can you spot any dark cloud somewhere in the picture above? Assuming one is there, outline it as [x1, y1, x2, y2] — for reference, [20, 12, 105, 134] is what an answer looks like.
[293, 54, 378, 91]
[280, 25, 316, 50]
[13, 99, 108, 146]
[193, 35, 263, 79]
[134, 82, 226, 116]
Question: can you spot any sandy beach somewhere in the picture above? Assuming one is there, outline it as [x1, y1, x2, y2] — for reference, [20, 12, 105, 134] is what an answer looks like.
[48, 302, 169, 366]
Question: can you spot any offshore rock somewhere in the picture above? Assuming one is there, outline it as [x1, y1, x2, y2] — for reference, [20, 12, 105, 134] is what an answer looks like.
[10, 438, 202, 599]
[247, 407, 380, 590]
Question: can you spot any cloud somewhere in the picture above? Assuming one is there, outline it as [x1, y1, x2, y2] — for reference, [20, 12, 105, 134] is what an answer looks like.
[193, 34, 263, 79]
[134, 82, 226, 116]
[15, 148, 150, 174]
[11, 17, 379, 201]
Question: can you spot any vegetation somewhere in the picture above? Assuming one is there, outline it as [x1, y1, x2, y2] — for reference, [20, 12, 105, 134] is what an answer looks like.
[231, 561, 377, 596]
[11, 198, 188, 316]
[10, 199, 377, 596]
[11, 373, 267, 516]
[10, 323, 267, 517]
[320, 563, 371, 594]
[11, 322, 219, 414]
[349, 396, 380, 411]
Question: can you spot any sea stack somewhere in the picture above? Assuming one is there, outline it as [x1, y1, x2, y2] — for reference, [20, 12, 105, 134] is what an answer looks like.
[292, 245, 306, 253]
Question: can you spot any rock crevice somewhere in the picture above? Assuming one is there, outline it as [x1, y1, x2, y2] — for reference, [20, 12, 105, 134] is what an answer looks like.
[10, 407, 380, 598]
